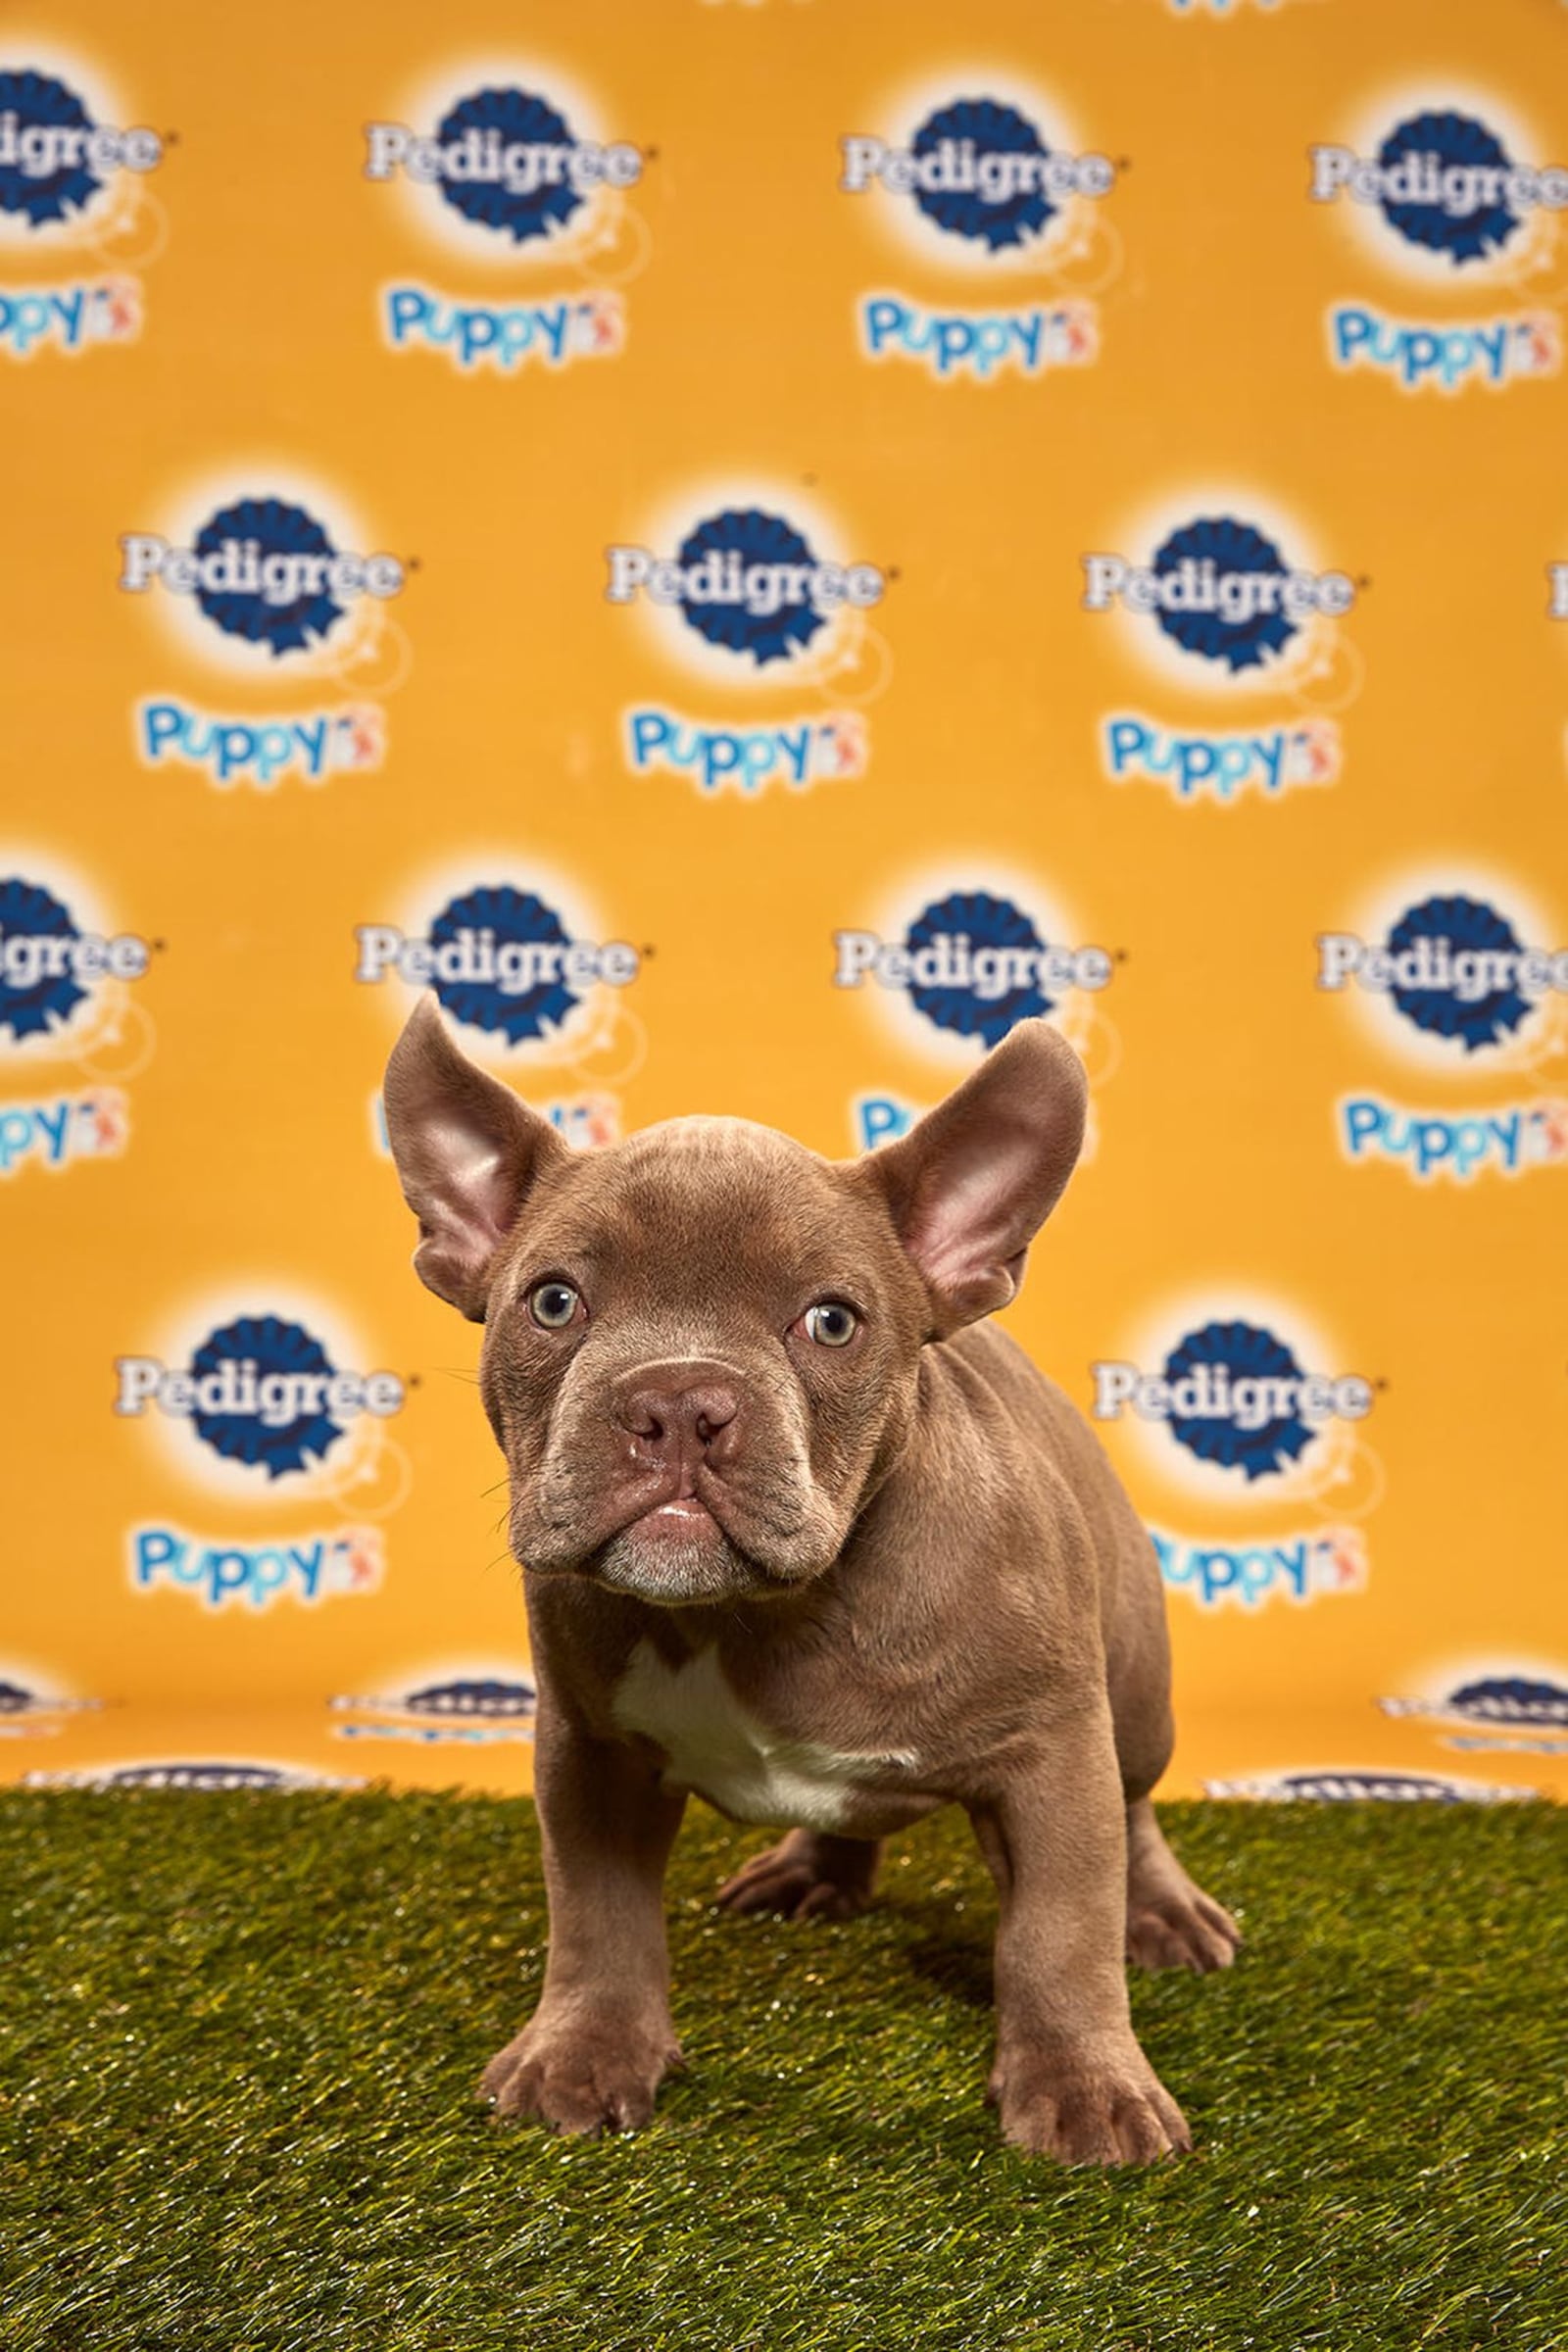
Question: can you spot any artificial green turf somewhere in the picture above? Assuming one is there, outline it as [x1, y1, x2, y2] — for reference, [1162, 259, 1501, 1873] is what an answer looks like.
[1, 1792, 1563, 2352]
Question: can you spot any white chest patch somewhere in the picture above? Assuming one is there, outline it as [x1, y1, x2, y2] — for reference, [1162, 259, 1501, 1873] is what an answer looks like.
[610, 1641, 917, 1831]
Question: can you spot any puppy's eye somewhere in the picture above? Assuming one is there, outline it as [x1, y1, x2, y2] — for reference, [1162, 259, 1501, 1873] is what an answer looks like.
[804, 1300, 858, 1348]
[527, 1282, 581, 1331]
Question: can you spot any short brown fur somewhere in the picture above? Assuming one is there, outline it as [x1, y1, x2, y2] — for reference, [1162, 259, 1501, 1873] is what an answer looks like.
[383, 998, 1240, 2164]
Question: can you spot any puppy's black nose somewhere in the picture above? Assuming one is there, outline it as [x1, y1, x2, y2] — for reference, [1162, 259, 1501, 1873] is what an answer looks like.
[616, 1368, 742, 1461]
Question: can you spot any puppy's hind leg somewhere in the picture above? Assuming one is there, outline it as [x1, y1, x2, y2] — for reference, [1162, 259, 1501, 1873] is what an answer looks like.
[1124, 1797, 1242, 1975]
[714, 1828, 882, 1921]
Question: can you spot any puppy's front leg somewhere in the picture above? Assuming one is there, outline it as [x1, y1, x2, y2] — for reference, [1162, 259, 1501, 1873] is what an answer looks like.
[969, 1700, 1192, 2166]
[483, 1694, 686, 2134]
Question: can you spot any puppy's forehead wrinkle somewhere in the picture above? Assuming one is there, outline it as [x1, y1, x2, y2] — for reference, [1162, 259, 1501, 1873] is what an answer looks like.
[615, 1115, 823, 1173]
[523, 1115, 874, 1289]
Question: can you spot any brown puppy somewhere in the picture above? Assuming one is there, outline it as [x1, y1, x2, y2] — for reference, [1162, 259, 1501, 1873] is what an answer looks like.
[383, 996, 1240, 2165]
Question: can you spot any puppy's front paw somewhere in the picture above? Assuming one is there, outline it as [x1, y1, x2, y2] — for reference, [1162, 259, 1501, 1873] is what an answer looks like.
[987, 2040, 1192, 2167]
[480, 2013, 683, 2135]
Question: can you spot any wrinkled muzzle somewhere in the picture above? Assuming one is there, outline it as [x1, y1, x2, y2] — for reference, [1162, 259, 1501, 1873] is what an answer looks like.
[503, 1348, 852, 1605]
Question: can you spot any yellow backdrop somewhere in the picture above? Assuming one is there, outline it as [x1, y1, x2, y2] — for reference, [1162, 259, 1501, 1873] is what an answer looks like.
[3, 0, 1565, 1804]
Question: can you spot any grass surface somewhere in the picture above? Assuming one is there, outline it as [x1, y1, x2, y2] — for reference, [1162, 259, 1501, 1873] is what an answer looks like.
[1, 1792, 1564, 2352]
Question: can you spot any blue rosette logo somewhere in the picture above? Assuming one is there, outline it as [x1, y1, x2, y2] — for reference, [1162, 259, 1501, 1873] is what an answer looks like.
[1162, 1321, 1313, 1482]
[605, 506, 886, 676]
[118, 499, 406, 663]
[907, 891, 1053, 1048]
[834, 886, 1112, 1052]
[329, 1668, 538, 1745]
[910, 98, 1054, 251]
[680, 511, 823, 666]
[1092, 1317, 1375, 1486]
[403, 1676, 535, 1718]
[1081, 519, 1355, 681]
[839, 95, 1115, 259]
[1377, 112, 1521, 264]
[0, 877, 86, 1040]
[354, 889, 641, 1050]
[0, 872, 151, 1048]
[193, 498, 342, 657]
[435, 87, 582, 243]
[1203, 1770, 1527, 1804]
[1310, 110, 1568, 278]
[363, 85, 642, 248]
[332, 1673, 537, 1723]
[1152, 518, 1296, 675]
[1446, 1675, 1568, 1728]
[23, 1760, 364, 1791]
[430, 885, 577, 1045]
[1388, 895, 1530, 1051]
[1317, 890, 1568, 1059]
[114, 1315, 406, 1484]
[190, 1315, 342, 1479]
[0, 69, 96, 225]
[0, 67, 163, 231]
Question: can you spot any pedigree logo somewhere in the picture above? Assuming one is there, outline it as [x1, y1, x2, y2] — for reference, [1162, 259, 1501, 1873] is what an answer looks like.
[834, 887, 1112, 1052]
[1089, 1296, 1385, 1526]
[115, 1313, 405, 1481]
[113, 1294, 415, 1514]
[1093, 1319, 1374, 1486]
[24, 1760, 365, 1790]
[841, 99, 1115, 256]
[1381, 1663, 1568, 1761]
[0, 64, 161, 231]
[365, 83, 642, 247]
[611, 484, 894, 793]
[0, 871, 149, 1049]
[120, 499, 405, 661]
[1082, 518, 1356, 680]
[1088, 492, 1362, 808]
[1318, 876, 1568, 1185]
[330, 1666, 538, 1748]
[355, 880, 642, 1051]
[1318, 892, 1568, 1054]
[1312, 92, 1564, 397]
[122, 473, 411, 789]
[607, 508, 885, 670]
[365, 63, 646, 375]
[1310, 108, 1567, 268]
[0, 859, 155, 1180]
[1202, 1769, 1530, 1804]
[0, 53, 165, 361]
[840, 74, 1121, 382]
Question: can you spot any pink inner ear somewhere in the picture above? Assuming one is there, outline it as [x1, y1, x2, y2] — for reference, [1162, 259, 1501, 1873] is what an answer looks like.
[875, 1026, 1087, 1335]
[420, 1133, 519, 1264]
[906, 1153, 1028, 1301]
[384, 998, 565, 1320]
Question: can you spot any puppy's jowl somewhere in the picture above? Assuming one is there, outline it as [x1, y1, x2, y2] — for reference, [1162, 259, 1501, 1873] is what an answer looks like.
[384, 999, 1239, 2165]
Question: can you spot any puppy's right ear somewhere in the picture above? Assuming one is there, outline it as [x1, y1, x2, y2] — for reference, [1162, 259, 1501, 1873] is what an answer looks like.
[382, 996, 568, 1321]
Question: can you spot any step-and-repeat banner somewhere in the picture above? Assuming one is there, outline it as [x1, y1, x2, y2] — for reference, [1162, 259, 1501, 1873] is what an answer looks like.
[3, 0, 1565, 1803]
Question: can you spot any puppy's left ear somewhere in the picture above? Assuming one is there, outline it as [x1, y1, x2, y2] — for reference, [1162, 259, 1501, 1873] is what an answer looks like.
[383, 995, 569, 1322]
[866, 1019, 1087, 1338]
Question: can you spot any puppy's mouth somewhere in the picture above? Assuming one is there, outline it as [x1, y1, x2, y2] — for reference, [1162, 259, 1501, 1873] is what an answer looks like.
[592, 1487, 770, 1606]
[626, 1495, 723, 1540]
[520, 1468, 795, 1604]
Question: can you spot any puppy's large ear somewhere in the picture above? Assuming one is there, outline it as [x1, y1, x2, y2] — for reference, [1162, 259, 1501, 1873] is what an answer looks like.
[382, 996, 568, 1321]
[867, 1019, 1087, 1338]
